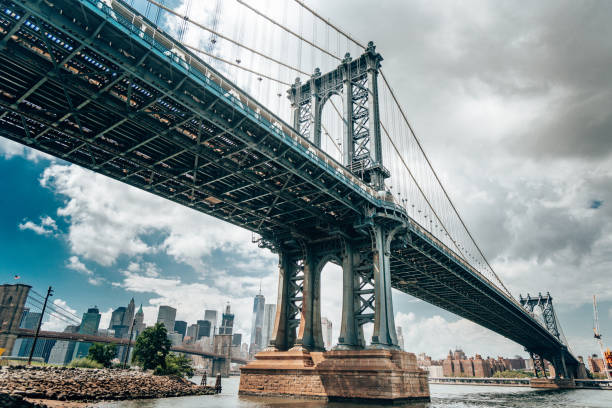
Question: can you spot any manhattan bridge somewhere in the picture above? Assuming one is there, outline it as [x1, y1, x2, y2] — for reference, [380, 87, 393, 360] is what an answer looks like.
[0, 0, 582, 389]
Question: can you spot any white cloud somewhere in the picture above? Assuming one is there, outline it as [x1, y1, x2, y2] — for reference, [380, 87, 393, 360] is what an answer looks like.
[396, 312, 524, 360]
[42, 299, 79, 332]
[0, 138, 54, 162]
[65, 256, 106, 286]
[18, 216, 57, 236]
[40, 164, 269, 272]
[66, 256, 93, 276]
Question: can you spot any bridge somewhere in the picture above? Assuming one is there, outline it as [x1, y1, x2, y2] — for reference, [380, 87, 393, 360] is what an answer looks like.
[13, 328, 247, 365]
[0, 0, 581, 401]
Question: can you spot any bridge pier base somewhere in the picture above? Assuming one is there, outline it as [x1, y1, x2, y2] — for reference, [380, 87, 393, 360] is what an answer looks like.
[239, 349, 429, 403]
[529, 378, 576, 389]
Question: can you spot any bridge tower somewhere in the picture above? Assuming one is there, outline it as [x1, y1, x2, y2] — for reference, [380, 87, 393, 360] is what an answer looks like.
[519, 292, 583, 385]
[0, 284, 31, 354]
[288, 41, 390, 191]
[240, 44, 429, 403]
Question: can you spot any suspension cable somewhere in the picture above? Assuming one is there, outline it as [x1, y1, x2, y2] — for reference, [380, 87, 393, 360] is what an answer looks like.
[184, 43, 291, 86]
[379, 70, 511, 295]
[144, 0, 308, 76]
[235, 0, 340, 61]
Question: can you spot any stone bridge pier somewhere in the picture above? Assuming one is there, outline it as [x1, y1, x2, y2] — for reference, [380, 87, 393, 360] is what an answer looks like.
[239, 219, 429, 403]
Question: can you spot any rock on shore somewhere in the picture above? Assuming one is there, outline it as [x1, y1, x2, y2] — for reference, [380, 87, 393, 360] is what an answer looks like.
[0, 366, 215, 405]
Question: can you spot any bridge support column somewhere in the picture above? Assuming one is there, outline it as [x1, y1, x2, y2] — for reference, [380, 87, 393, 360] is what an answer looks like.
[336, 241, 363, 349]
[370, 224, 399, 349]
[268, 251, 299, 351]
[294, 245, 325, 351]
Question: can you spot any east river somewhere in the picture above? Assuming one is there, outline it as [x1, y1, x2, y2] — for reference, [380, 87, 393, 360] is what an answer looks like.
[97, 376, 610, 408]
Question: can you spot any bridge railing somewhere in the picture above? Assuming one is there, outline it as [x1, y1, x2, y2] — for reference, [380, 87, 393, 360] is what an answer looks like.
[84, 0, 380, 206]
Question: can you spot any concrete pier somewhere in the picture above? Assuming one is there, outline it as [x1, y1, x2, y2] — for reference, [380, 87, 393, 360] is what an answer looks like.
[530, 378, 576, 389]
[239, 349, 430, 403]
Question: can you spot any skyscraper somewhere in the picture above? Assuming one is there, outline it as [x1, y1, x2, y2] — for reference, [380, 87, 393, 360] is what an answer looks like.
[133, 304, 146, 337]
[73, 307, 101, 359]
[262, 304, 276, 348]
[321, 317, 333, 350]
[249, 291, 265, 354]
[186, 324, 198, 341]
[219, 303, 234, 335]
[196, 320, 211, 339]
[122, 298, 135, 327]
[204, 309, 218, 334]
[108, 306, 126, 329]
[156, 305, 176, 331]
[174, 320, 187, 340]
[396, 326, 404, 351]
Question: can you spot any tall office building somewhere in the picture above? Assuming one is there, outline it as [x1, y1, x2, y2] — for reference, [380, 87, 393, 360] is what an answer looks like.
[262, 304, 276, 348]
[122, 298, 136, 327]
[196, 320, 211, 339]
[108, 306, 126, 329]
[73, 307, 101, 359]
[133, 304, 146, 337]
[219, 303, 234, 335]
[321, 317, 333, 350]
[204, 309, 218, 334]
[174, 320, 187, 340]
[186, 324, 198, 341]
[156, 305, 176, 331]
[249, 291, 265, 354]
[396, 326, 404, 351]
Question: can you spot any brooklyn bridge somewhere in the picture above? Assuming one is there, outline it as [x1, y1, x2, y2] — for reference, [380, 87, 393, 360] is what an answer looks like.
[0, 0, 584, 401]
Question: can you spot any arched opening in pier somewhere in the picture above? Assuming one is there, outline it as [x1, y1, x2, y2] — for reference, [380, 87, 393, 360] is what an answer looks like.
[319, 259, 343, 351]
[319, 93, 344, 164]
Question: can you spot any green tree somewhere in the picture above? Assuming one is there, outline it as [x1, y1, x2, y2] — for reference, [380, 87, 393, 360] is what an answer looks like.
[87, 343, 117, 368]
[132, 323, 171, 370]
[155, 354, 194, 378]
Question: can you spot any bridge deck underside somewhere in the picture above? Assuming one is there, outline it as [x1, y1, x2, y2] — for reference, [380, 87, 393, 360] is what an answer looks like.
[392, 231, 577, 366]
[0, 0, 368, 245]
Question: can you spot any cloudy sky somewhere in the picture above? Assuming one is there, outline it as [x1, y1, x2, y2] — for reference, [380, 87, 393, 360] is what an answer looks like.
[1, 0, 611, 360]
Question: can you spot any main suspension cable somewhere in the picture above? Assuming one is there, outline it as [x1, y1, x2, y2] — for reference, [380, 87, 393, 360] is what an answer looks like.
[144, 0, 307, 76]
[235, 0, 340, 61]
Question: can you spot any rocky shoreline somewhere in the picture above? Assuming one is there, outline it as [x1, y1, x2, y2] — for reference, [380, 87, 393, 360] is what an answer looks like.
[0, 366, 215, 407]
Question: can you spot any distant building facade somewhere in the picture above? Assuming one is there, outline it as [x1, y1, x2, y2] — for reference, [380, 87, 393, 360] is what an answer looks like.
[174, 320, 187, 340]
[156, 305, 177, 331]
[204, 309, 218, 334]
[442, 349, 527, 377]
[321, 317, 333, 350]
[219, 304, 234, 335]
[249, 292, 265, 355]
[73, 307, 101, 359]
[262, 304, 276, 348]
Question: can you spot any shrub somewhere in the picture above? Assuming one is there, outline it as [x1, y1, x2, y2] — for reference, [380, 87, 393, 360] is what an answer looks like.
[154, 354, 194, 378]
[68, 357, 103, 369]
[87, 343, 117, 368]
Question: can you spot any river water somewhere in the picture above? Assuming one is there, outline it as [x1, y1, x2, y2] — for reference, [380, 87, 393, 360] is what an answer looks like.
[97, 376, 610, 408]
